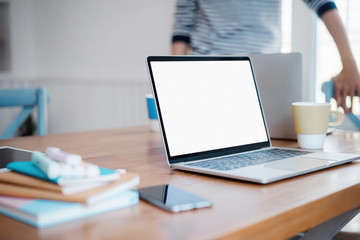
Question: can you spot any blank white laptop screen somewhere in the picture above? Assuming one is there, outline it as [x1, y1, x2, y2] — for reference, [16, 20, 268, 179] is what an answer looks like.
[150, 60, 268, 157]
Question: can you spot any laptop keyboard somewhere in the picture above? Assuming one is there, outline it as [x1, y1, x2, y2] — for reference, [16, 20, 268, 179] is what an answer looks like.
[186, 148, 311, 171]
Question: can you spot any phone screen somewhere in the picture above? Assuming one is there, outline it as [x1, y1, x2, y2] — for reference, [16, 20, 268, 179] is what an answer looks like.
[0, 147, 32, 170]
[138, 184, 212, 212]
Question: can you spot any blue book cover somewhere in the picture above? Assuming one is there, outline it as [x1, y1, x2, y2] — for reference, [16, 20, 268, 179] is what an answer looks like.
[6, 161, 120, 186]
[0, 190, 138, 228]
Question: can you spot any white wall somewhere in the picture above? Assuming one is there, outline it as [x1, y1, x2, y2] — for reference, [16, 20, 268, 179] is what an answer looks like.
[9, 0, 36, 76]
[32, 0, 175, 82]
[1, 0, 176, 135]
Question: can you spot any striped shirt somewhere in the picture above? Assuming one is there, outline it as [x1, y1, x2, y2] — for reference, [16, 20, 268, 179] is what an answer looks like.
[172, 0, 337, 55]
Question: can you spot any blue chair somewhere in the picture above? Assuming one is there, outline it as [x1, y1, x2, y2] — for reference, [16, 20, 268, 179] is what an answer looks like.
[322, 80, 360, 130]
[0, 88, 50, 139]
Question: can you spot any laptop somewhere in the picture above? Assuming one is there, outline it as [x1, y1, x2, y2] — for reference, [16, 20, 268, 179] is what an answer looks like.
[146, 56, 360, 184]
[250, 52, 302, 140]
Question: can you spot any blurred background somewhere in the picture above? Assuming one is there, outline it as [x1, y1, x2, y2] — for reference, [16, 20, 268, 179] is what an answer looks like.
[0, 0, 359, 135]
[0, 0, 175, 135]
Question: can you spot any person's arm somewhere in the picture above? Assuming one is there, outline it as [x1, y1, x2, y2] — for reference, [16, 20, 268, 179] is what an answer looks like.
[171, 0, 197, 55]
[320, 9, 360, 113]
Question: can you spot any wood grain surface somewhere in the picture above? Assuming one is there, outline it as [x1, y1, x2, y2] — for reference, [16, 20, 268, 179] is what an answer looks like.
[1, 126, 360, 240]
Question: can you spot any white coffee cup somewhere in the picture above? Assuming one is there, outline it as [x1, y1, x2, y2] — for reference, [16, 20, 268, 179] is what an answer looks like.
[292, 102, 344, 149]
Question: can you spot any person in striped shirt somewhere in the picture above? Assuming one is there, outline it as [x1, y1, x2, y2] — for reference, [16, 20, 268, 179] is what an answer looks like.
[171, 0, 360, 113]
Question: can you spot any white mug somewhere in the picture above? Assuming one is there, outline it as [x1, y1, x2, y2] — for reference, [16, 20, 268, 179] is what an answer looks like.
[292, 102, 344, 149]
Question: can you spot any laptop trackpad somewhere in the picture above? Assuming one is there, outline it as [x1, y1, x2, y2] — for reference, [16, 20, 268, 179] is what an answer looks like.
[264, 157, 332, 172]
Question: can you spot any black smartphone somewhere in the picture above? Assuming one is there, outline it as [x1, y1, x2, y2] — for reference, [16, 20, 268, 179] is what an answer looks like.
[138, 184, 212, 212]
[0, 146, 32, 172]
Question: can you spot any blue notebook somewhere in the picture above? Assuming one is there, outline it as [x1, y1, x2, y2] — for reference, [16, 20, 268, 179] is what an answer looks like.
[6, 161, 120, 186]
[0, 190, 138, 228]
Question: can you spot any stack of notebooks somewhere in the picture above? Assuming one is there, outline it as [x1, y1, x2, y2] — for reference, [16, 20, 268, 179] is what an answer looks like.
[0, 160, 139, 228]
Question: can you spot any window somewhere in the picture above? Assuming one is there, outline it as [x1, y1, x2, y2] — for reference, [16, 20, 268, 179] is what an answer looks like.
[281, 0, 292, 53]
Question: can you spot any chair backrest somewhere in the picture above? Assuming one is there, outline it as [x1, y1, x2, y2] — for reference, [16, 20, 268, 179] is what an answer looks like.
[322, 79, 360, 130]
[0, 88, 50, 139]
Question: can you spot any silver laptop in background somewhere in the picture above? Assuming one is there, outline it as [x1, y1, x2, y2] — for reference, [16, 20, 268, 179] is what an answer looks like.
[147, 56, 360, 184]
[250, 52, 302, 140]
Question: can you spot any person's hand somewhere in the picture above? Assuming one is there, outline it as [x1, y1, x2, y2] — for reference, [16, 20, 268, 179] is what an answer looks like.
[171, 42, 189, 55]
[333, 65, 360, 113]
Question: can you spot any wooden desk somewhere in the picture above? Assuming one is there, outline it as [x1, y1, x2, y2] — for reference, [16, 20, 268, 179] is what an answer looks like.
[1, 127, 360, 240]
